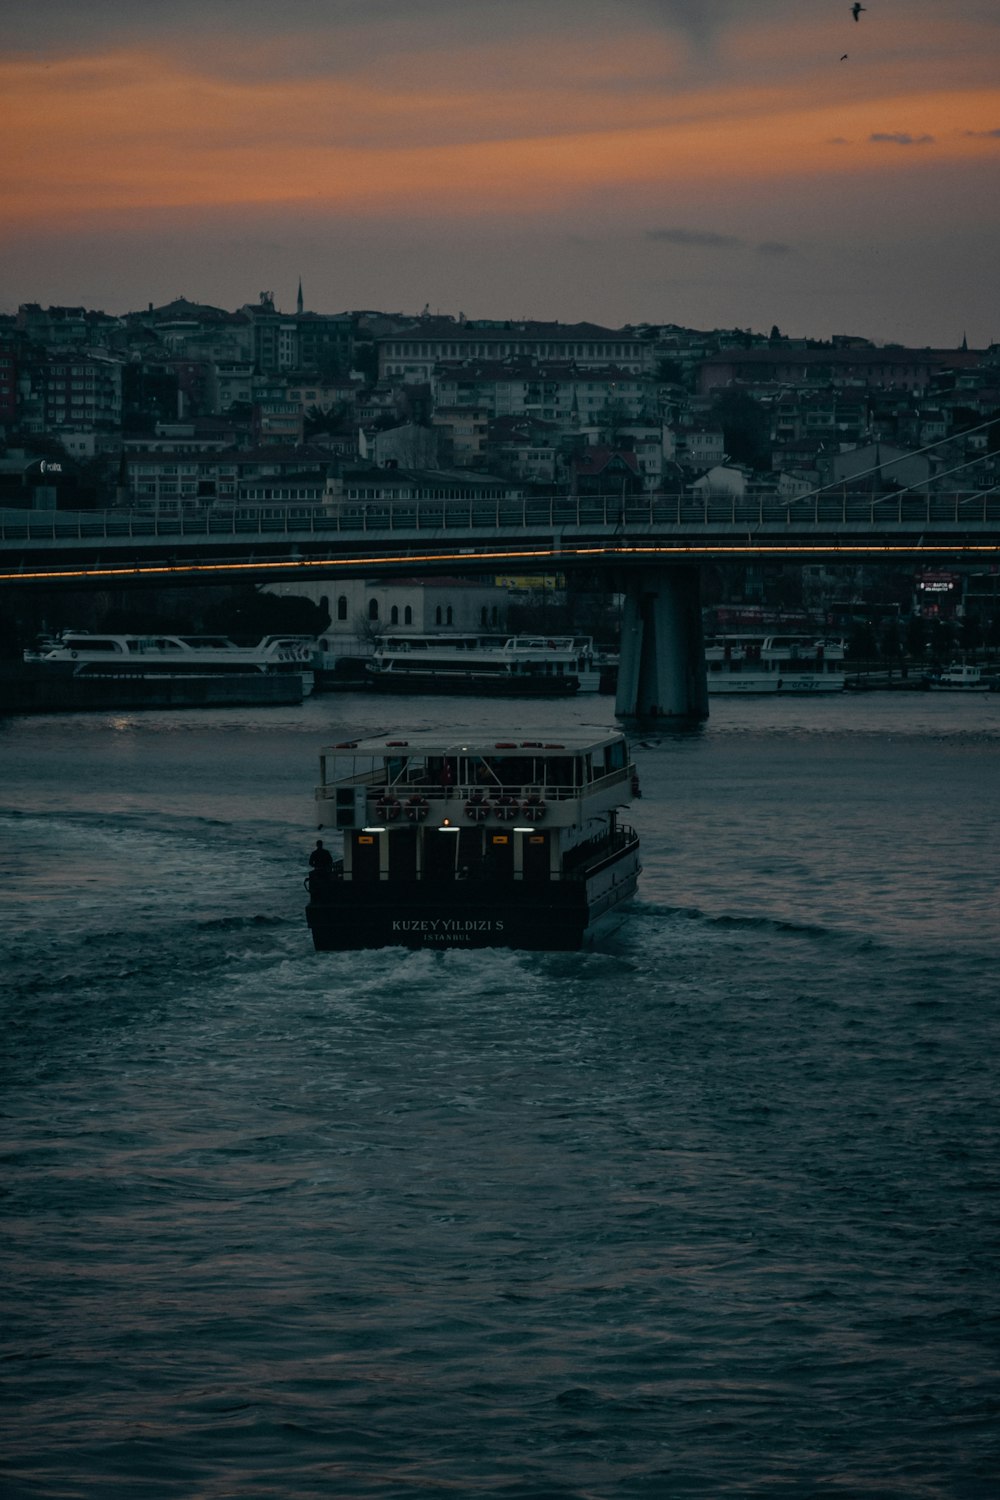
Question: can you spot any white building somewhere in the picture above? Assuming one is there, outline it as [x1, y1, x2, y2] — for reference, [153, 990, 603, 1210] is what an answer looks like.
[263, 575, 511, 657]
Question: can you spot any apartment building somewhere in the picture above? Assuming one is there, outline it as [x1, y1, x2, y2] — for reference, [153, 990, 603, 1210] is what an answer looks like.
[123, 445, 338, 512]
[432, 360, 652, 422]
[43, 354, 122, 430]
[379, 318, 656, 383]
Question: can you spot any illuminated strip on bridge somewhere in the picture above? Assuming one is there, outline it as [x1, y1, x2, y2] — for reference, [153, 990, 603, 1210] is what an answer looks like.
[3, 537, 1000, 586]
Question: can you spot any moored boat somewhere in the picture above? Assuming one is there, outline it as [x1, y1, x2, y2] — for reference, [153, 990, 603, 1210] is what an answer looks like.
[364, 633, 602, 696]
[305, 729, 641, 950]
[0, 662, 303, 714]
[705, 635, 846, 694]
[923, 662, 993, 692]
[25, 631, 316, 694]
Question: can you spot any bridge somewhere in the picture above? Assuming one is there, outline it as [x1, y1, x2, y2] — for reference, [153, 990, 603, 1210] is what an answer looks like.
[3, 489, 998, 723]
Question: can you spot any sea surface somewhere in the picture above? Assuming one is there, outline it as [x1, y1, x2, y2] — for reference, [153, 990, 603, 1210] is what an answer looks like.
[2, 690, 999, 1499]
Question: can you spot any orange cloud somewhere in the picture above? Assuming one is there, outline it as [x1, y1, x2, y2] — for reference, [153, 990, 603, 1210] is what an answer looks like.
[3, 39, 998, 232]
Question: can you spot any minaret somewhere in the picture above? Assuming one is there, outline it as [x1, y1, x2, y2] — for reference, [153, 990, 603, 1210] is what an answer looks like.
[297, 278, 304, 315]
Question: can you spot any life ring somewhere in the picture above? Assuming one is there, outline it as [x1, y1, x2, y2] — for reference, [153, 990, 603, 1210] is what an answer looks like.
[464, 798, 489, 820]
[376, 796, 401, 821]
[70, 650, 78, 659]
[521, 799, 546, 821]
[405, 796, 429, 821]
[493, 796, 517, 820]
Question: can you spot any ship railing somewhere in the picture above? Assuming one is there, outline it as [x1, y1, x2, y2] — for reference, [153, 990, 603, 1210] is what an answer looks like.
[322, 764, 634, 805]
[554, 824, 640, 882]
[320, 762, 632, 810]
[305, 859, 345, 897]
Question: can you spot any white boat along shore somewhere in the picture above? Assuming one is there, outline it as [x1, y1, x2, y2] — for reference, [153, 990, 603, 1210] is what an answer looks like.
[364, 633, 609, 696]
[924, 662, 994, 692]
[704, 634, 847, 694]
[24, 631, 317, 694]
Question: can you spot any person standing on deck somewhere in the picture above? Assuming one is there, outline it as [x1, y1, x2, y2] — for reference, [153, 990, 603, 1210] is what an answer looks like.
[309, 839, 334, 874]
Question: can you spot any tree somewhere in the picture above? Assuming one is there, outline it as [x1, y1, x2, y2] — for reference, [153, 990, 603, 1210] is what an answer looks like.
[711, 389, 771, 469]
[879, 618, 902, 661]
[202, 586, 329, 639]
[905, 615, 927, 660]
[352, 611, 386, 651]
[304, 402, 349, 439]
[846, 621, 878, 661]
[959, 612, 982, 653]
[928, 618, 955, 661]
[595, 399, 632, 446]
[351, 341, 379, 384]
[655, 356, 684, 385]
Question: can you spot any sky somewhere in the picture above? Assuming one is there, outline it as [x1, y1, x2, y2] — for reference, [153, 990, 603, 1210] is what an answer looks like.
[3, 0, 999, 345]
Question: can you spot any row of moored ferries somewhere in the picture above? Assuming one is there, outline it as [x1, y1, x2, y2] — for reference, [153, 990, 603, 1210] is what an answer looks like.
[20, 629, 996, 702]
[22, 631, 614, 699]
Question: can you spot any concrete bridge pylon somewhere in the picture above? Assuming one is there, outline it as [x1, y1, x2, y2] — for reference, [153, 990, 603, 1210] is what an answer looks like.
[615, 565, 709, 726]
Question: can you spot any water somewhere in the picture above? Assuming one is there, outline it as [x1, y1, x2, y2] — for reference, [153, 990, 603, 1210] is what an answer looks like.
[3, 692, 999, 1498]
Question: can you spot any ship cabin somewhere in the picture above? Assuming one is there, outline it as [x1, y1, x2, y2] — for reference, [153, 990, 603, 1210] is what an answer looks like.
[314, 730, 636, 886]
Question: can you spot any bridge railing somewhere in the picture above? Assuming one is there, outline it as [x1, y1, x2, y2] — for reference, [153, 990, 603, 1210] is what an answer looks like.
[1, 490, 998, 542]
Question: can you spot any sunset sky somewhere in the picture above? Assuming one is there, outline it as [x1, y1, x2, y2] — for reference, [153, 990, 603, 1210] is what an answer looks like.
[3, 0, 998, 345]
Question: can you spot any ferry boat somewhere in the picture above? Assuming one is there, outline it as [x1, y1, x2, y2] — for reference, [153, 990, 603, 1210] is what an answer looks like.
[25, 632, 316, 694]
[305, 729, 641, 950]
[704, 635, 847, 694]
[364, 634, 602, 695]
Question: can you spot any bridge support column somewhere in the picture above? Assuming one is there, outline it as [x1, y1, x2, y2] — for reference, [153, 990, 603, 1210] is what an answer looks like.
[615, 566, 708, 725]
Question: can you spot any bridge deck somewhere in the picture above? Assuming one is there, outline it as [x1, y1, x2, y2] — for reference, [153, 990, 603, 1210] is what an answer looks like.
[2, 493, 998, 584]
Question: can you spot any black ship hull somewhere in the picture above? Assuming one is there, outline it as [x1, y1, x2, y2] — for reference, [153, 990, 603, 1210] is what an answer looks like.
[306, 842, 639, 952]
[0, 664, 302, 714]
[366, 672, 579, 697]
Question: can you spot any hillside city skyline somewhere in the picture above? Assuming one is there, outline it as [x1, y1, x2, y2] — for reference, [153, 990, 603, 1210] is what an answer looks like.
[4, 2, 997, 349]
[3, 283, 997, 661]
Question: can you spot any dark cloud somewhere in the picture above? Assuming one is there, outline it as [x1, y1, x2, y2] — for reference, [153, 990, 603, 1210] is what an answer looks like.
[963, 127, 1000, 138]
[646, 230, 796, 259]
[647, 228, 743, 247]
[870, 132, 935, 146]
[647, 230, 793, 257]
[639, 0, 736, 50]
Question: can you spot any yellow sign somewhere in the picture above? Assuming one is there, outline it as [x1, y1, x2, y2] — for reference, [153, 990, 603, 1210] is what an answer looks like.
[494, 575, 565, 590]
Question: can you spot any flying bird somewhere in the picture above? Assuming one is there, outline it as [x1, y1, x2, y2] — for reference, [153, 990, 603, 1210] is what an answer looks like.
[852, 3, 866, 19]
[840, 52, 849, 60]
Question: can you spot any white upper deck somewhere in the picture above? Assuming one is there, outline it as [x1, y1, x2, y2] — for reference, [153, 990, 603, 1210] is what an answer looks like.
[316, 729, 635, 830]
[324, 729, 620, 758]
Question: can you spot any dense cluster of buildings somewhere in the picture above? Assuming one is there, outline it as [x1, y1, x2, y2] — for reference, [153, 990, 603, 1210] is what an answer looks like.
[1, 289, 998, 647]
[2, 288, 998, 512]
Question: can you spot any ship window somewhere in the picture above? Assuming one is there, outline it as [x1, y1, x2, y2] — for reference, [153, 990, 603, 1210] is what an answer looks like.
[604, 740, 626, 773]
[404, 606, 413, 624]
[368, 599, 379, 621]
[435, 607, 443, 625]
[390, 606, 399, 624]
[446, 606, 454, 625]
[337, 595, 348, 621]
